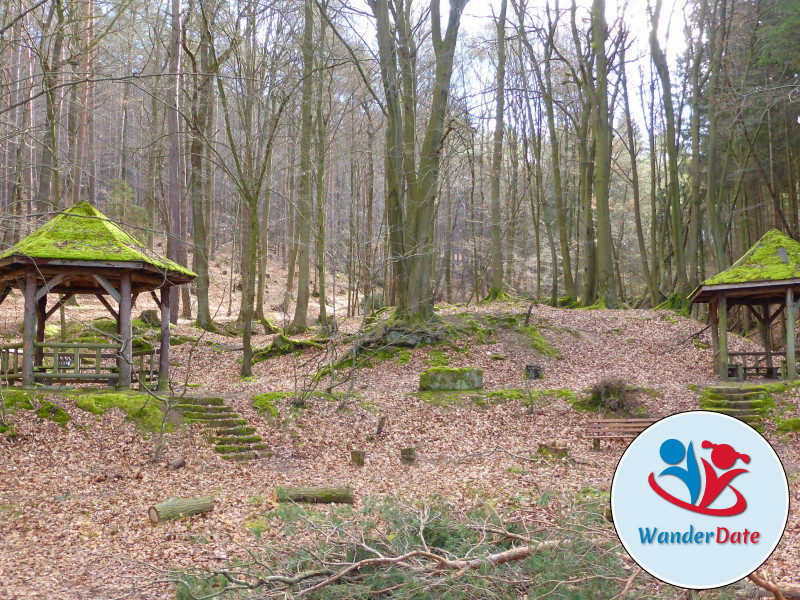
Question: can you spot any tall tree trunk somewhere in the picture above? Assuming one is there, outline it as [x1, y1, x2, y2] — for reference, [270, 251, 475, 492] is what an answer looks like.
[592, 0, 617, 307]
[649, 0, 686, 295]
[166, 0, 183, 324]
[487, 0, 507, 299]
[289, 0, 315, 333]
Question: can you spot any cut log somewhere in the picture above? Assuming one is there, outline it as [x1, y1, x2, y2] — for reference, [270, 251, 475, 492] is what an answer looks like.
[275, 486, 354, 505]
[148, 496, 214, 524]
[350, 450, 365, 467]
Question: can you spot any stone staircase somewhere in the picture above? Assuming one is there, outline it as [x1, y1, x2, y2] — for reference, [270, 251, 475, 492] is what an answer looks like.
[177, 397, 268, 461]
[700, 385, 773, 429]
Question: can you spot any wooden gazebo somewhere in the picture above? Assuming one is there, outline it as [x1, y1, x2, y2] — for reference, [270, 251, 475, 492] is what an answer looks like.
[690, 229, 800, 381]
[0, 202, 196, 389]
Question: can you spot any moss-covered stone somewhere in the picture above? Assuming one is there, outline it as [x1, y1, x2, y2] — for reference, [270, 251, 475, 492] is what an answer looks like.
[0, 201, 196, 278]
[419, 367, 483, 391]
[702, 229, 800, 286]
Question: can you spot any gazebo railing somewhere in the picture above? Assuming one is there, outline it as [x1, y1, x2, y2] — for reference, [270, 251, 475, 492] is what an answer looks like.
[0, 343, 23, 382]
[33, 341, 122, 385]
[1, 341, 160, 388]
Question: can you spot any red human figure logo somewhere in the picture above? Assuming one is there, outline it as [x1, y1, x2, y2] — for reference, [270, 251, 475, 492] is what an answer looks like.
[698, 441, 750, 511]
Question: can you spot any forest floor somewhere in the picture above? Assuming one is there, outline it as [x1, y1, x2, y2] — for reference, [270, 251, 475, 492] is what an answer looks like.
[1, 268, 799, 599]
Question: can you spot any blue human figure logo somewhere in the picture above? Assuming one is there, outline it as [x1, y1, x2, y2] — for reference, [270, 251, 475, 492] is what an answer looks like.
[658, 438, 701, 505]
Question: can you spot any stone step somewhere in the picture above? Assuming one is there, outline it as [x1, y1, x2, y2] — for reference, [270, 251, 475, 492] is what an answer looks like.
[201, 418, 249, 430]
[180, 397, 225, 407]
[206, 434, 263, 445]
[215, 426, 257, 437]
[182, 410, 239, 421]
[176, 404, 235, 414]
[214, 442, 269, 454]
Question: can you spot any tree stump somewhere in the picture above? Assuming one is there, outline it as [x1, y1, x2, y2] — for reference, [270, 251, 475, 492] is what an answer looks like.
[524, 364, 543, 380]
[274, 486, 354, 505]
[168, 456, 186, 470]
[351, 450, 365, 467]
[537, 443, 568, 459]
[400, 447, 416, 465]
[148, 496, 214, 524]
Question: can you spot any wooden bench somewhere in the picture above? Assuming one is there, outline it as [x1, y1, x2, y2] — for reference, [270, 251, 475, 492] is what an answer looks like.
[585, 418, 658, 450]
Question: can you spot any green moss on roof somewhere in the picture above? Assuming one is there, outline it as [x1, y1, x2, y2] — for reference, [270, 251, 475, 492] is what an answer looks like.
[703, 229, 800, 286]
[0, 202, 196, 278]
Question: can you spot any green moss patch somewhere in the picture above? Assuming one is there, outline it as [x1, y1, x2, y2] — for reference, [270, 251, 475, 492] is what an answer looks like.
[35, 401, 71, 427]
[656, 292, 691, 317]
[71, 391, 169, 433]
[777, 418, 800, 433]
[0, 389, 37, 412]
[703, 229, 800, 286]
[519, 326, 559, 358]
[0, 201, 196, 278]
[425, 350, 450, 367]
[252, 335, 327, 364]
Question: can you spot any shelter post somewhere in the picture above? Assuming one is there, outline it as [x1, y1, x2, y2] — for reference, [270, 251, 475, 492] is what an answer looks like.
[118, 273, 132, 388]
[22, 273, 36, 387]
[159, 287, 170, 390]
[710, 300, 719, 374]
[719, 294, 728, 379]
[787, 288, 796, 379]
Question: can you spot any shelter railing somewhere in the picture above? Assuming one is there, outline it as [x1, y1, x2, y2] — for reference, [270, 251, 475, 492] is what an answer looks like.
[2, 341, 159, 387]
[1, 343, 23, 382]
[33, 341, 122, 385]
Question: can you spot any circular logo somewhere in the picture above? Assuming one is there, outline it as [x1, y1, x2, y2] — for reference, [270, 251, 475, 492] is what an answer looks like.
[610, 411, 789, 589]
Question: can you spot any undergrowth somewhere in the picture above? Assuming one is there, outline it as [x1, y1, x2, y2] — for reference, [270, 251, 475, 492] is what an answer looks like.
[172, 495, 661, 600]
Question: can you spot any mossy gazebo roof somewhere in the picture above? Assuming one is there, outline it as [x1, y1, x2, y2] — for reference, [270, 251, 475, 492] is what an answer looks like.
[690, 229, 800, 381]
[0, 202, 196, 294]
[689, 229, 800, 305]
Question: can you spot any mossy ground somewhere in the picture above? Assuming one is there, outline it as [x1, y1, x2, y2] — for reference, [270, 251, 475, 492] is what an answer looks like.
[413, 387, 575, 409]
[69, 390, 170, 433]
[1, 389, 71, 427]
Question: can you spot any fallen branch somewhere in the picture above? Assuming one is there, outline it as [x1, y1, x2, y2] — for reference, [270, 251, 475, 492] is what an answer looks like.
[749, 572, 800, 600]
[298, 540, 564, 596]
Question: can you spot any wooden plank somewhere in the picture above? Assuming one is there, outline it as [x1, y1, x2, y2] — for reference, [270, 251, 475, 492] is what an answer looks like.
[92, 274, 121, 302]
[96, 294, 119, 320]
[34, 273, 66, 301]
[44, 293, 75, 320]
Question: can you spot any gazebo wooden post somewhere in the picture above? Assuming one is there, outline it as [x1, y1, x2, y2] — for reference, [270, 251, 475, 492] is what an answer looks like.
[761, 304, 774, 371]
[719, 294, 729, 379]
[159, 286, 170, 390]
[34, 294, 47, 368]
[22, 273, 37, 387]
[118, 273, 132, 389]
[787, 287, 797, 379]
[710, 300, 720, 374]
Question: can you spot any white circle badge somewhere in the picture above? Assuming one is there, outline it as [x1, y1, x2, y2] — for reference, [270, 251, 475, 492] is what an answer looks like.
[610, 411, 789, 589]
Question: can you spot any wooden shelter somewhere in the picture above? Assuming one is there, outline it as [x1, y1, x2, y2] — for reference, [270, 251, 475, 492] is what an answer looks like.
[690, 229, 800, 381]
[0, 202, 196, 389]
